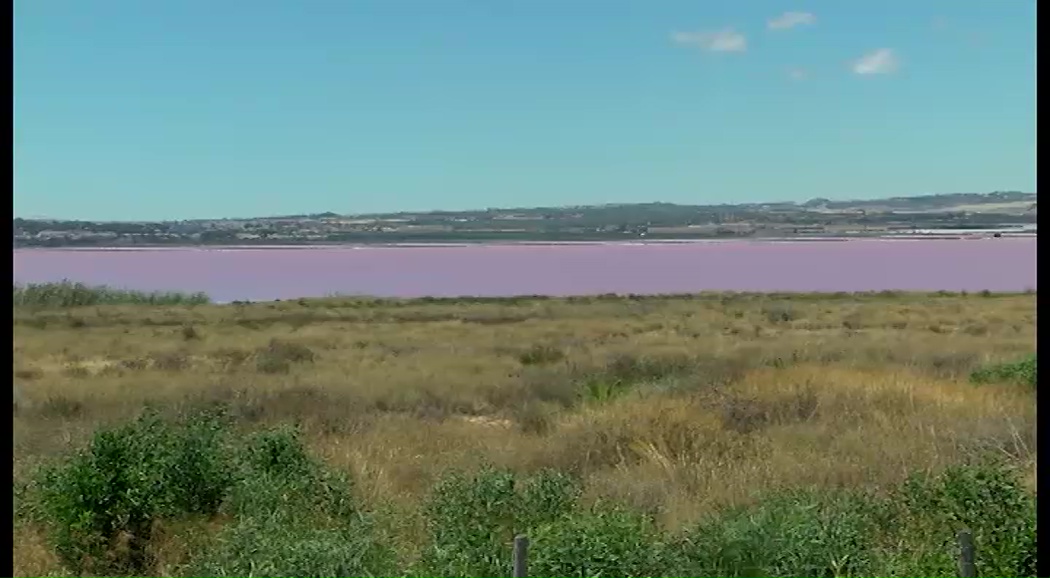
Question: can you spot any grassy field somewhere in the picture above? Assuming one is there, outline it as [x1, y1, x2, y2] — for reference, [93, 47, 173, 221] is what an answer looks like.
[12, 286, 1037, 577]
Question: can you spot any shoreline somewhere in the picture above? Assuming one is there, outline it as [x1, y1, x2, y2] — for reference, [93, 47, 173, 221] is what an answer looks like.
[11, 233, 1038, 252]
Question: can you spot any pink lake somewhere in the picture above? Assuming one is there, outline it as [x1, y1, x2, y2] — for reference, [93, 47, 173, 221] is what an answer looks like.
[12, 238, 1038, 302]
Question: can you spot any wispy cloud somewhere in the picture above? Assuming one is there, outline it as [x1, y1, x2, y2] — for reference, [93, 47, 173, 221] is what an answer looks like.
[768, 11, 816, 30]
[786, 67, 809, 81]
[852, 48, 899, 75]
[671, 28, 747, 52]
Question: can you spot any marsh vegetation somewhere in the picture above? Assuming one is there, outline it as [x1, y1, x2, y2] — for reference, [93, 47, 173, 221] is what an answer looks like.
[12, 286, 1037, 577]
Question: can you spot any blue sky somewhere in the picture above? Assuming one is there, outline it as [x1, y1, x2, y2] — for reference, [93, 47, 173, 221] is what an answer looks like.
[14, 0, 1036, 221]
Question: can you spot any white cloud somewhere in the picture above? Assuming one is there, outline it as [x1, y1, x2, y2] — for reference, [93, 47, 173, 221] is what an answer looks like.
[768, 11, 816, 30]
[671, 28, 747, 52]
[852, 48, 899, 75]
[786, 67, 808, 81]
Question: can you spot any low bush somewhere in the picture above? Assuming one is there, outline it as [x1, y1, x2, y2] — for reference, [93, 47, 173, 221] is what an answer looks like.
[518, 344, 566, 366]
[970, 354, 1037, 388]
[576, 353, 695, 404]
[415, 468, 580, 577]
[223, 426, 358, 524]
[255, 339, 316, 373]
[30, 410, 232, 576]
[669, 462, 1037, 578]
[187, 516, 393, 578]
[23, 412, 380, 577]
[13, 280, 210, 308]
[529, 507, 672, 578]
[887, 461, 1037, 577]
[674, 490, 882, 577]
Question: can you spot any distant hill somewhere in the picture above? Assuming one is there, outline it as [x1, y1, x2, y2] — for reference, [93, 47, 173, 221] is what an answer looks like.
[13, 191, 1037, 248]
[340, 191, 1036, 221]
[801, 191, 1035, 214]
[15, 191, 1036, 224]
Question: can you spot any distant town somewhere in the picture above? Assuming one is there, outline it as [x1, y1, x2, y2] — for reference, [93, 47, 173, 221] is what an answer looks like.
[13, 191, 1036, 248]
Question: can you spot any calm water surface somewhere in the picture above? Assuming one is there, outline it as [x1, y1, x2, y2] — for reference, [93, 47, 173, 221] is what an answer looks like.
[12, 239, 1037, 302]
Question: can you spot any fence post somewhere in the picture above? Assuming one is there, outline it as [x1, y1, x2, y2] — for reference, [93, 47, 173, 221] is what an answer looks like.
[957, 529, 976, 578]
[512, 534, 529, 578]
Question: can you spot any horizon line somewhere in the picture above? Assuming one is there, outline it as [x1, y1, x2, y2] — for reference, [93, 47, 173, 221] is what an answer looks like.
[12, 190, 1036, 224]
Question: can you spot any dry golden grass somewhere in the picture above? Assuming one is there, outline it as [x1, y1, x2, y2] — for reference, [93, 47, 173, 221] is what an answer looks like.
[12, 292, 1037, 575]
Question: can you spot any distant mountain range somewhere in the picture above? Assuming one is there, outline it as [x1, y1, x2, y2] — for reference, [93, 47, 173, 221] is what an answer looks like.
[13, 191, 1037, 248]
[264, 191, 1036, 221]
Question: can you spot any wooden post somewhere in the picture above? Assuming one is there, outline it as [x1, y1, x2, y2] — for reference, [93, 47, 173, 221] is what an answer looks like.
[512, 534, 529, 578]
[958, 529, 976, 578]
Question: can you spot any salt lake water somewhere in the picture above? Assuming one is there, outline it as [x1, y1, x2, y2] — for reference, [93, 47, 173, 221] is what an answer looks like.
[12, 238, 1037, 303]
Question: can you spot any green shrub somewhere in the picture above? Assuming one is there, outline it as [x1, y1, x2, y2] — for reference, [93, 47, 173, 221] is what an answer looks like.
[529, 507, 671, 578]
[240, 425, 316, 479]
[577, 353, 694, 404]
[187, 424, 390, 577]
[674, 490, 881, 578]
[164, 412, 234, 515]
[188, 517, 391, 578]
[417, 469, 518, 577]
[13, 280, 209, 308]
[603, 353, 693, 383]
[970, 354, 1037, 388]
[889, 462, 1037, 578]
[31, 410, 233, 576]
[416, 468, 580, 577]
[578, 377, 627, 405]
[223, 426, 358, 525]
[517, 470, 582, 532]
